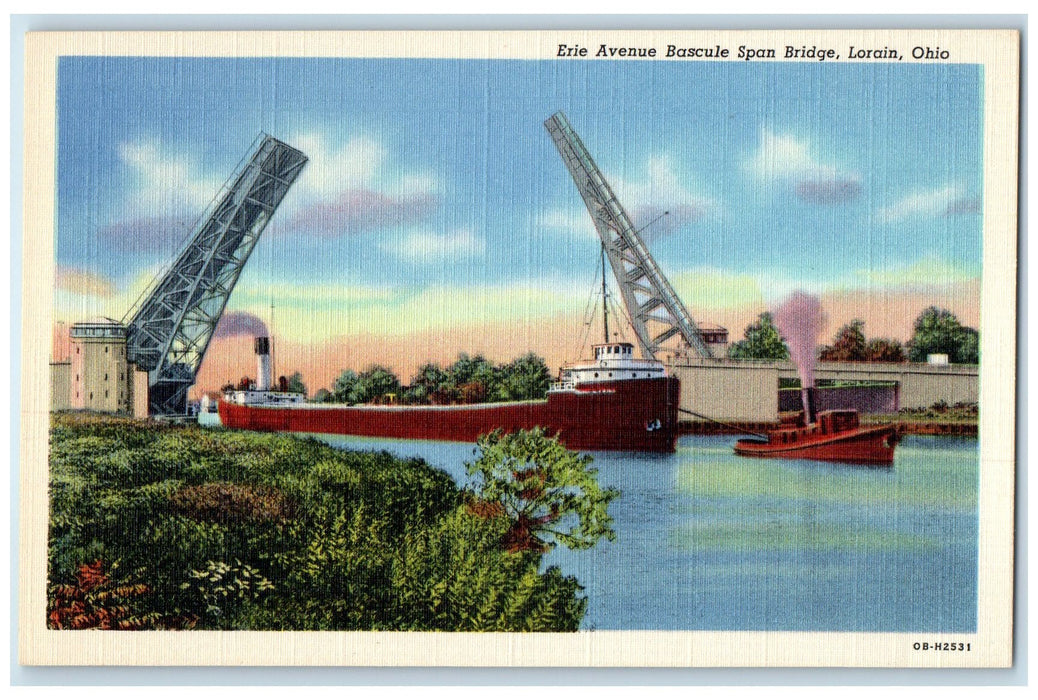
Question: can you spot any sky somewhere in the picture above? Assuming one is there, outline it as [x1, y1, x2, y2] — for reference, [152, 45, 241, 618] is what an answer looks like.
[53, 56, 983, 394]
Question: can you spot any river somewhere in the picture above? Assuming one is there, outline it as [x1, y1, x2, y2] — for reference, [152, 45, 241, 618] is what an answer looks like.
[198, 412, 977, 632]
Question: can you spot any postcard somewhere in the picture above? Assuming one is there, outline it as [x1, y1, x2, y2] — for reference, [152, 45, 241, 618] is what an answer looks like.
[19, 28, 1019, 667]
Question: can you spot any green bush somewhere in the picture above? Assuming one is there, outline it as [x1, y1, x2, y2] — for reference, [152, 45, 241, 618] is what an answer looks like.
[48, 414, 588, 631]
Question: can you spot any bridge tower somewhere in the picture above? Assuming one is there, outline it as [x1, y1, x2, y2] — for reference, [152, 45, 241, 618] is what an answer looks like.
[544, 112, 711, 359]
[125, 135, 308, 415]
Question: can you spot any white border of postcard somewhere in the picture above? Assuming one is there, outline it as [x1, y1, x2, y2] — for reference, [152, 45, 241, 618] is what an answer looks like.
[19, 28, 1019, 667]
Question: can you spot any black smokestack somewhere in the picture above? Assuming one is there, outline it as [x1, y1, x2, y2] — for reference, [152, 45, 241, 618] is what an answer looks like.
[254, 337, 272, 391]
[801, 386, 818, 425]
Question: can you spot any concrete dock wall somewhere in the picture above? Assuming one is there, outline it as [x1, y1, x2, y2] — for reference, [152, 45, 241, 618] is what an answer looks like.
[672, 360, 780, 422]
[668, 358, 977, 421]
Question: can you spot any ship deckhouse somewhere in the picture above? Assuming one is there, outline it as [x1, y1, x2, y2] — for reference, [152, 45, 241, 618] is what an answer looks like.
[552, 342, 667, 392]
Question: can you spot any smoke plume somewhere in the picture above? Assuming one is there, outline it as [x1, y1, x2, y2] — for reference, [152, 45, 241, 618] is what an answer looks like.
[213, 311, 269, 339]
[772, 291, 826, 389]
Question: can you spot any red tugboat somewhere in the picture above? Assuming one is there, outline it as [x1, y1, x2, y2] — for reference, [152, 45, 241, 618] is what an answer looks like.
[218, 338, 680, 453]
[734, 387, 900, 465]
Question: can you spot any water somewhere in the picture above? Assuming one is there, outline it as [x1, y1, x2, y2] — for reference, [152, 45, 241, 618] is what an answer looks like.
[198, 413, 977, 632]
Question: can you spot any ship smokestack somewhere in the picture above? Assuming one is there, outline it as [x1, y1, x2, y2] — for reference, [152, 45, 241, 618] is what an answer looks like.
[801, 386, 818, 426]
[254, 336, 272, 391]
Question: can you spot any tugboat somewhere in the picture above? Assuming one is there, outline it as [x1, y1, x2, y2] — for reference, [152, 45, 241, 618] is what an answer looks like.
[734, 387, 900, 465]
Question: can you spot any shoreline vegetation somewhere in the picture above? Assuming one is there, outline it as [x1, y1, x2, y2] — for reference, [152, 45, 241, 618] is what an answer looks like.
[47, 413, 615, 632]
[679, 402, 979, 436]
[862, 402, 979, 436]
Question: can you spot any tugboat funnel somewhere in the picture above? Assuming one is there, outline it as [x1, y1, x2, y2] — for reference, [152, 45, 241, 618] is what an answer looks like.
[801, 386, 818, 426]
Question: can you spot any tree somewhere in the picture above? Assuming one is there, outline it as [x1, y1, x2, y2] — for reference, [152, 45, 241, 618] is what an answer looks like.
[450, 353, 498, 389]
[907, 307, 979, 364]
[330, 366, 401, 404]
[465, 428, 619, 553]
[351, 365, 401, 404]
[496, 353, 551, 401]
[286, 371, 307, 396]
[957, 327, 980, 365]
[407, 362, 450, 405]
[331, 369, 360, 404]
[311, 388, 332, 403]
[865, 338, 906, 363]
[817, 320, 905, 363]
[819, 320, 867, 361]
[728, 312, 789, 360]
[458, 381, 487, 404]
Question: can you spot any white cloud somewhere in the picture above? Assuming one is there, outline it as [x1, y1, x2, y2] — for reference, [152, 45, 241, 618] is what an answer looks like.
[275, 130, 442, 236]
[876, 184, 977, 223]
[379, 228, 486, 262]
[611, 155, 716, 227]
[746, 129, 862, 204]
[747, 129, 836, 179]
[115, 140, 222, 221]
[543, 155, 716, 241]
[287, 132, 391, 201]
[111, 131, 445, 242]
[645, 155, 711, 202]
[536, 206, 598, 240]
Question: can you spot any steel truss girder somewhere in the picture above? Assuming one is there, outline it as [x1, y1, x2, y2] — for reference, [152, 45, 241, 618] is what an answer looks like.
[125, 135, 308, 414]
[544, 112, 711, 359]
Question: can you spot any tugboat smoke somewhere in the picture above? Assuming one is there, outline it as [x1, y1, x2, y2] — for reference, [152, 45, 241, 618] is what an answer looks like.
[772, 291, 826, 390]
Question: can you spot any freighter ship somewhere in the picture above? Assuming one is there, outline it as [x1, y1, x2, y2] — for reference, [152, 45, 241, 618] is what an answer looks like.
[218, 337, 680, 453]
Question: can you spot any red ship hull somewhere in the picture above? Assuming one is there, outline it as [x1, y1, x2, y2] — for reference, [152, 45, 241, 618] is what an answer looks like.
[218, 376, 680, 453]
[734, 421, 898, 465]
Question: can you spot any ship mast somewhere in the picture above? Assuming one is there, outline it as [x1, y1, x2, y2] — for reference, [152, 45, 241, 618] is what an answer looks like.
[269, 300, 276, 384]
[601, 243, 610, 344]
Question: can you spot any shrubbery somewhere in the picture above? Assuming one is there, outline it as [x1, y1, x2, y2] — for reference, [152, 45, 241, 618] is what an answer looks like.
[48, 413, 592, 631]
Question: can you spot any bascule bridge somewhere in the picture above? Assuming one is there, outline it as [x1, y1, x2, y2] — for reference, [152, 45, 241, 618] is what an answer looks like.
[124, 134, 308, 415]
[52, 135, 308, 417]
[544, 111, 719, 361]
